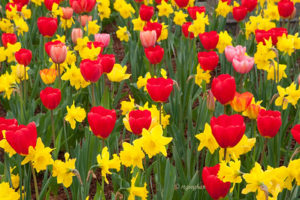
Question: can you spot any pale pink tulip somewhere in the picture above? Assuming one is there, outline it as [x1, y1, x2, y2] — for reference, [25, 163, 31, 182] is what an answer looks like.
[232, 55, 254, 74]
[50, 43, 67, 64]
[71, 28, 83, 44]
[62, 7, 74, 19]
[94, 33, 110, 47]
[140, 30, 157, 48]
[225, 45, 246, 63]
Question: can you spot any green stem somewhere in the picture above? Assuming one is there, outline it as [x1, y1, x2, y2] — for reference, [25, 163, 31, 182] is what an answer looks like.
[260, 138, 268, 165]
[91, 83, 95, 107]
[158, 103, 162, 125]
[57, 64, 61, 89]
[30, 162, 39, 200]
[51, 110, 56, 147]
[223, 148, 227, 161]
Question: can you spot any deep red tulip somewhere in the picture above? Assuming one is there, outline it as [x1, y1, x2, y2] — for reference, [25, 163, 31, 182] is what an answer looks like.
[69, 0, 96, 14]
[257, 110, 282, 138]
[144, 45, 164, 65]
[44, 0, 60, 10]
[211, 74, 236, 105]
[210, 114, 246, 148]
[199, 31, 219, 50]
[155, 0, 168, 4]
[15, 48, 32, 66]
[221, 0, 231, 5]
[40, 87, 61, 110]
[80, 59, 102, 82]
[98, 54, 115, 73]
[291, 124, 300, 144]
[37, 17, 58, 37]
[0, 117, 18, 141]
[255, 29, 272, 45]
[143, 22, 162, 39]
[182, 22, 194, 39]
[45, 40, 62, 57]
[241, 0, 257, 12]
[233, 6, 248, 22]
[270, 27, 288, 45]
[146, 77, 173, 102]
[197, 51, 219, 71]
[5, 122, 37, 155]
[175, 0, 189, 8]
[129, 110, 152, 135]
[278, 0, 294, 18]
[1, 33, 17, 48]
[139, 4, 154, 21]
[5, 3, 22, 12]
[13, 0, 29, 6]
[202, 164, 231, 200]
[87, 41, 104, 54]
[187, 6, 206, 20]
[88, 106, 116, 139]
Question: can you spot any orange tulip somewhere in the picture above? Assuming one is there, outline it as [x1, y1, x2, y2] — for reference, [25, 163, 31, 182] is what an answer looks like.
[230, 92, 253, 112]
[40, 69, 57, 85]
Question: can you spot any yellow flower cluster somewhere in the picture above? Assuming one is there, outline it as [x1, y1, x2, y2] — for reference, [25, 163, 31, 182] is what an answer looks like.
[188, 12, 209, 36]
[65, 101, 86, 129]
[275, 82, 300, 110]
[114, 0, 135, 19]
[97, 0, 111, 20]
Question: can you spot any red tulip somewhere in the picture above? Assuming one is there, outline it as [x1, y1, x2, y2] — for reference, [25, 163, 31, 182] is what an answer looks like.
[5, 3, 22, 12]
[143, 22, 162, 39]
[98, 54, 115, 74]
[146, 77, 173, 102]
[155, 0, 168, 4]
[257, 110, 282, 138]
[187, 6, 206, 20]
[44, 0, 60, 10]
[291, 124, 300, 144]
[199, 31, 219, 51]
[40, 87, 61, 110]
[69, 0, 96, 14]
[129, 110, 152, 135]
[210, 114, 246, 148]
[37, 17, 58, 37]
[5, 122, 37, 155]
[50, 43, 67, 64]
[1, 33, 17, 48]
[45, 40, 62, 57]
[255, 29, 272, 45]
[12, 0, 29, 6]
[0, 117, 18, 141]
[278, 0, 294, 18]
[139, 4, 154, 21]
[211, 74, 236, 105]
[241, 0, 257, 12]
[80, 59, 102, 82]
[88, 106, 116, 139]
[15, 48, 32, 66]
[174, 0, 189, 8]
[221, 0, 231, 5]
[182, 22, 194, 39]
[202, 164, 231, 200]
[197, 51, 219, 71]
[233, 6, 248, 22]
[87, 41, 104, 54]
[270, 27, 287, 45]
[144, 45, 164, 65]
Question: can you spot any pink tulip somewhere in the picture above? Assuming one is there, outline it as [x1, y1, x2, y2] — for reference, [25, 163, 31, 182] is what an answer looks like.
[62, 7, 73, 19]
[140, 30, 157, 48]
[298, 74, 300, 85]
[50, 43, 67, 64]
[71, 28, 83, 44]
[78, 15, 92, 27]
[225, 45, 246, 63]
[94, 33, 110, 47]
[232, 55, 254, 74]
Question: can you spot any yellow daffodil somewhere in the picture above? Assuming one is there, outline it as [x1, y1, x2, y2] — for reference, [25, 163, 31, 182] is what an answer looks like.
[132, 17, 145, 31]
[0, 72, 16, 100]
[128, 174, 148, 200]
[188, 12, 209, 36]
[266, 61, 287, 83]
[137, 72, 152, 91]
[0, 131, 16, 157]
[157, 1, 173, 17]
[62, 65, 90, 90]
[215, 0, 232, 18]
[10, 64, 29, 83]
[173, 10, 187, 26]
[120, 142, 145, 171]
[65, 102, 86, 129]
[195, 64, 211, 87]
[84, 20, 100, 35]
[120, 95, 135, 115]
[195, 123, 219, 154]
[116, 26, 130, 42]
[0, 182, 20, 200]
[216, 31, 232, 53]
[254, 38, 276, 70]
[107, 64, 131, 82]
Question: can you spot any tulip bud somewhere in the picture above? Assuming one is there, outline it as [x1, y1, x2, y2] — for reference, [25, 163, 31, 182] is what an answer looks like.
[139, 4, 154, 21]
[257, 110, 282, 138]
[40, 69, 57, 85]
[199, 31, 219, 51]
[233, 6, 248, 22]
[71, 28, 83, 44]
[94, 33, 110, 48]
[40, 87, 61, 110]
[15, 48, 32, 66]
[62, 7, 74, 19]
[207, 90, 215, 112]
[50, 43, 67, 64]
[146, 77, 174, 102]
[140, 30, 157, 48]
[1, 33, 17, 48]
[37, 17, 58, 37]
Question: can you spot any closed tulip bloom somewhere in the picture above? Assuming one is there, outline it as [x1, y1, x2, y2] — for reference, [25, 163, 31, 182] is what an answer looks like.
[233, 6, 248, 22]
[270, 27, 287, 45]
[80, 59, 102, 82]
[255, 29, 272, 45]
[44, 0, 60, 10]
[40, 69, 57, 85]
[210, 114, 246, 148]
[291, 124, 300, 144]
[211, 74, 236, 105]
[241, 0, 257, 12]
[88, 106, 116, 139]
[139, 4, 154, 21]
[225, 45, 246, 63]
[71, 28, 83, 44]
[13, 0, 29, 6]
[144, 45, 164, 65]
[78, 15, 92, 27]
[50, 43, 67, 64]
[202, 164, 231, 200]
[146, 77, 173, 102]
[182, 22, 194, 39]
[278, 0, 294, 18]
[1, 33, 17, 48]
[87, 41, 104, 54]
[6, 2, 22, 12]
[15, 48, 32, 66]
[140, 30, 157, 48]
[257, 110, 282, 138]
[40, 87, 61, 110]
[69, 0, 96, 14]
[199, 31, 219, 51]
[94, 33, 110, 47]
[230, 92, 253, 112]
[129, 110, 152, 135]
[5, 122, 37, 155]
[143, 22, 162, 39]
[175, 0, 189, 8]
[232, 55, 254, 74]
[187, 6, 206, 20]
[45, 40, 62, 56]
[197, 51, 219, 71]
[62, 7, 74, 19]
[98, 54, 115, 74]
[37, 17, 58, 37]
[0, 117, 18, 141]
